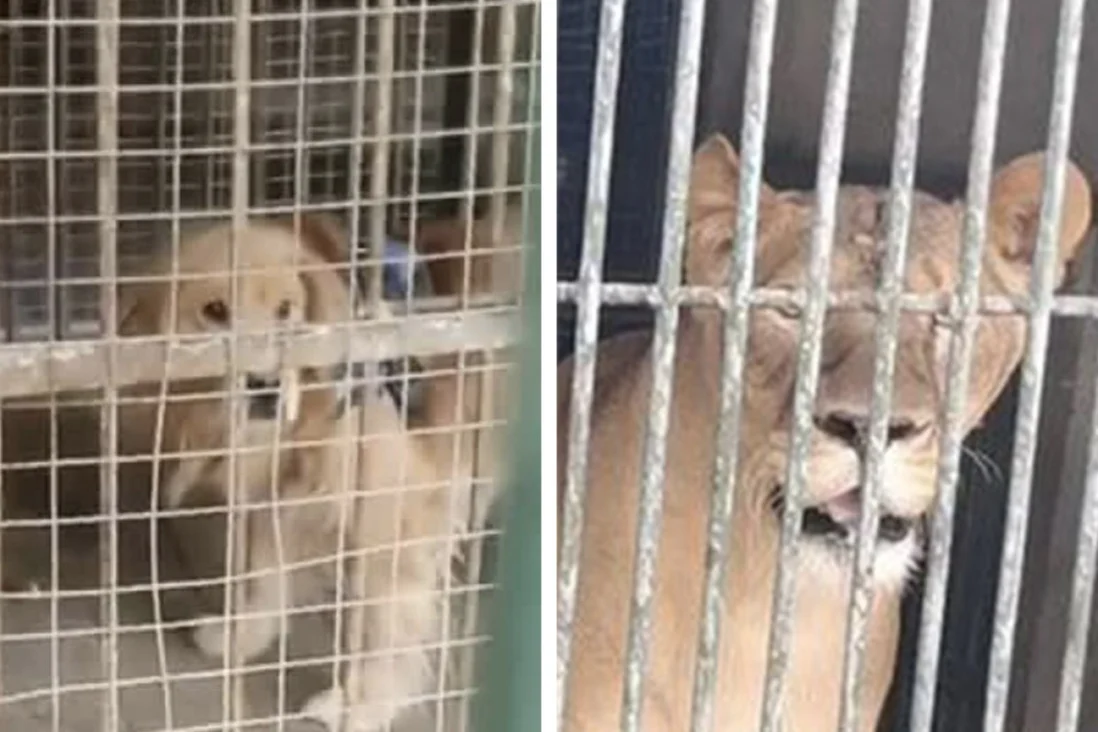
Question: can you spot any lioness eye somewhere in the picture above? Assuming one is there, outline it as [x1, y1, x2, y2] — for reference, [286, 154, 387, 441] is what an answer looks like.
[773, 291, 802, 320]
[775, 303, 802, 320]
[202, 299, 229, 325]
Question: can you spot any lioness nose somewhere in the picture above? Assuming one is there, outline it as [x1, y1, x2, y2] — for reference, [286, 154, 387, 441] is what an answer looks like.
[815, 411, 918, 446]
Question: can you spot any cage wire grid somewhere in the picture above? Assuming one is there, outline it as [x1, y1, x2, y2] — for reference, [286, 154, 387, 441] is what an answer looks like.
[556, 0, 1096, 730]
[0, 0, 539, 730]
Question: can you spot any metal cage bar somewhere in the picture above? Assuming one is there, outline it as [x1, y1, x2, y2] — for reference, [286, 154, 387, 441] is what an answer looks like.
[758, 0, 862, 725]
[0, 0, 534, 725]
[616, 0, 707, 725]
[908, 0, 1014, 726]
[835, 0, 934, 727]
[560, 0, 1094, 731]
[686, 1, 778, 728]
[1056, 324, 1098, 731]
[556, 0, 628, 726]
[94, 3, 122, 730]
[984, 0, 1089, 727]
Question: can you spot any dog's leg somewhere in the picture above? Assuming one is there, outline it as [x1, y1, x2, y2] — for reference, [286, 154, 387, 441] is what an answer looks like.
[302, 541, 441, 731]
[191, 507, 290, 662]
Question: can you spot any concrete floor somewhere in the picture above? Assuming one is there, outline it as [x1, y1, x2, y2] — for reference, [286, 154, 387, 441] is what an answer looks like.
[0, 405, 484, 732]
[0, 512, 473, 732]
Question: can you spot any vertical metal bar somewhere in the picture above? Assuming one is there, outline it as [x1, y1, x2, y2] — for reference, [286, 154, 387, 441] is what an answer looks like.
[440, 5, 474, 216]
[143, 1, 186, 726]
[1055, 358, 1098, 730]
[94, 1, 121, 730]
[835, 0, 934, 729]
[758, 0, 861, 727]
[437, 352, 472, 731]
[345, 0, 394, 719]
[459, 0, 486, 305]
[370, 0, 394, 306]
[556, 0, 628, 725]
[687, 0, 779, 727]
[43, 2, 61, 728]
[908, 0, 1014, 728]
[223, 0, 251, 725]
[489, 0, 517, 241]
[436, 6, 496, 701]
[328, 0, 369, 717]
[984, 0, 1088, 726]
[270, 3, 315, 728]
[617, 0, 706, 726]
[0, 6, 8, 692]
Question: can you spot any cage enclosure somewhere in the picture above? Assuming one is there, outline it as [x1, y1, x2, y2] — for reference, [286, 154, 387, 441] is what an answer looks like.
[557, 0, 1098, 730]
[0, 0, 540, 730]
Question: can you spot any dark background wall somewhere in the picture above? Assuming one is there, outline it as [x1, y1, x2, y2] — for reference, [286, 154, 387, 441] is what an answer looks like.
[557, 0, 1098, 729]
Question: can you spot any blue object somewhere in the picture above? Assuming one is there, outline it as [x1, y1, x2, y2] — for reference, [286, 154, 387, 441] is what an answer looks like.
[382, 237, 433, 301]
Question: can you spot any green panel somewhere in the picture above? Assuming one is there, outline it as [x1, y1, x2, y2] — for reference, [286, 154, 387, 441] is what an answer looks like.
[473, 62, 541, 732]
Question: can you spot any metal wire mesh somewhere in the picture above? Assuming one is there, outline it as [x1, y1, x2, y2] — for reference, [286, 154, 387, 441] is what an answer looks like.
[0, 0, 539, 730]
[556, 0, 1097, 730]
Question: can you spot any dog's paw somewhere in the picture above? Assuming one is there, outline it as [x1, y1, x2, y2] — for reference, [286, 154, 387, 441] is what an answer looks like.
[190, 614, 231, 659]
[189, 613, 276, 661]
[300, 683, 406, 732]
[301, 685, 344, 730]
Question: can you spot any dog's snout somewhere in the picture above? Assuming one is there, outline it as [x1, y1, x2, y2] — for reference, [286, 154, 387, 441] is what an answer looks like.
[245, 373, 282, 420]
[815, 411, 918, 447]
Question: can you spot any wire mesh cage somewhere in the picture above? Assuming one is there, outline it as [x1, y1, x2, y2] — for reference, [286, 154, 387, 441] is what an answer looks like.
[0, 0, 540, 730]
[557, 0, 1098, 730]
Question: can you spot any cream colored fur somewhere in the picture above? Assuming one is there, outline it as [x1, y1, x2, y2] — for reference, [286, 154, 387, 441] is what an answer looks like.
[558, 135, 1093, 731]
[115, 216, 479, 731]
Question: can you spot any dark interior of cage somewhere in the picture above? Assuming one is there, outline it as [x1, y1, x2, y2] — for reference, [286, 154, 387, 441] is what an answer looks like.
[0, 1, 532, 728]
[558, 0, 1098, 729]
[0, 0, 535, 341]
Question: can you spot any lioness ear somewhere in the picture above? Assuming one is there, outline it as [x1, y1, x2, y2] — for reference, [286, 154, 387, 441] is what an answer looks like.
[686, 133, 778, 286]
[988, 152, 1093, 281]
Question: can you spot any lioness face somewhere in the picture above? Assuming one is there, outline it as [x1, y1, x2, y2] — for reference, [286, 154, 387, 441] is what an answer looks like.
[687, 135, 1093, 587]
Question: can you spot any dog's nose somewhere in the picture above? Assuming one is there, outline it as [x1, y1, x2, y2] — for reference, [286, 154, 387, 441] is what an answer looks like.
[245, 373, 281, 420]
[814, 411, 918, 447]
[245, 373, 280, 392]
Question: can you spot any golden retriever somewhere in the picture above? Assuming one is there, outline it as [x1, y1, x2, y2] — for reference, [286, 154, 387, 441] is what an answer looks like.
[116, 215, 481, 730]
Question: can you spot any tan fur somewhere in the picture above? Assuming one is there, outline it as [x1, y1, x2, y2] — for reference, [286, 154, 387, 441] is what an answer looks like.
[414, 203, 525, 300]
[559, 135, 1093, 731]
[116, 216, 477, 731]
[408, 203, 527, 522]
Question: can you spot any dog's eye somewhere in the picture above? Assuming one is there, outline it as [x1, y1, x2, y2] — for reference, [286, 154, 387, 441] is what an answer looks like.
[202, 299, 229, 325]
[275, 299, 293, 320]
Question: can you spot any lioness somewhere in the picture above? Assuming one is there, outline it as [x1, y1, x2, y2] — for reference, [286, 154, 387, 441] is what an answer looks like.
[558, 134, 1093, 731]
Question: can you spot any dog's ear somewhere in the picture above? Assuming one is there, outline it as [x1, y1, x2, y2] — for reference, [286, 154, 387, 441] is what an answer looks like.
[117, 280, 163, 336]
[294, 213, 353, 270]
[280, 213, 355, 323]
[415, 217, 467, 297]
[415, 214, 517, 298]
